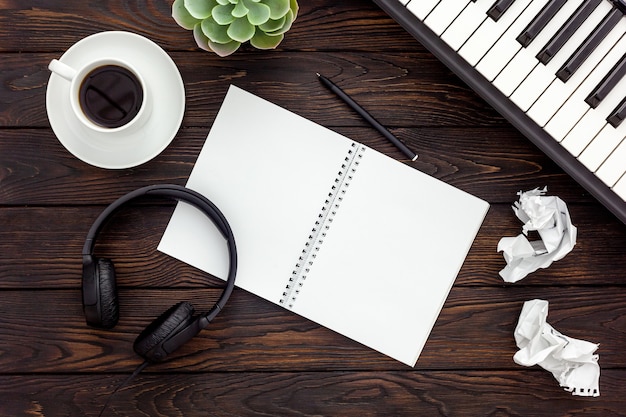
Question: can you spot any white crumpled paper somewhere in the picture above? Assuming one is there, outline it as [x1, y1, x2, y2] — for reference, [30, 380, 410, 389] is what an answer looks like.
[497, 187, 577, 282]
[514, 299, 600, 397]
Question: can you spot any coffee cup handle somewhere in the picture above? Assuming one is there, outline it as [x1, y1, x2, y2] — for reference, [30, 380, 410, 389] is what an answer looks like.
[48, 59, 77, 82]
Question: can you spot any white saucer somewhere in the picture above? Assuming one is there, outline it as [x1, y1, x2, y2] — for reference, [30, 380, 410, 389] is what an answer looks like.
[46, 31, 185, 169]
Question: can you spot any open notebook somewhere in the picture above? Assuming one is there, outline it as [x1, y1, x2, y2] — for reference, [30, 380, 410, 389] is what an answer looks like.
[158, 85, 489, 366]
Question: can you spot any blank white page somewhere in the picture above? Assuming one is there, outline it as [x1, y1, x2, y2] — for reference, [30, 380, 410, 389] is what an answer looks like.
[292, 147, 489, 366]
[158, 85, 354, 302]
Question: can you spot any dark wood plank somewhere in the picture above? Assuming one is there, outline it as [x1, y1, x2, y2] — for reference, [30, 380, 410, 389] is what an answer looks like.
[0, 125, 600, 205]
[0, 287, 624, 373]
[1, 203, 624, 289]
[1, 52, 501, 129]
[2, 371, 626, 417]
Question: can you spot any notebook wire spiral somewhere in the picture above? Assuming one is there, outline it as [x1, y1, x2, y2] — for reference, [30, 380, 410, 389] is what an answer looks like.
[279, 143, 366, 308]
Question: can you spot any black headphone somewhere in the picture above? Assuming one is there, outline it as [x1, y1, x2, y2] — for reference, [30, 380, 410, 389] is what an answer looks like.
[81, 184, 237, 363]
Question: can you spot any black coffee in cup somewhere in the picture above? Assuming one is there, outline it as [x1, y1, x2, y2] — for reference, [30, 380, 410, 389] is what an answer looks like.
[79, 65, 143, 128]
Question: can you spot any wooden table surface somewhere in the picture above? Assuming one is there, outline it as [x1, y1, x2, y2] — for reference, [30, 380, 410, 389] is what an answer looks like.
[1, 1, 625, 416]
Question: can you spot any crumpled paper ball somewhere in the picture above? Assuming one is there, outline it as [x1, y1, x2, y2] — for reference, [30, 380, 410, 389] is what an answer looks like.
[497, 187, 577, 282]
[514, 299, 600, 397]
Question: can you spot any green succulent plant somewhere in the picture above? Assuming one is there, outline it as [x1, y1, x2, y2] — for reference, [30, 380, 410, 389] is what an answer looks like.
[172, 0, 299, 57]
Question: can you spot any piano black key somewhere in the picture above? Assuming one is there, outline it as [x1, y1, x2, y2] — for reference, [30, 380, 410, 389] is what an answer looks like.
[488, 0, 515, 22]
[517, 0, 567, 48]
[586, 53, 626, 108]
[607, 96, 626, 127]
[557, 6, 624, 82]
[537, 0, 602, 65]
[614, 0, 626, 13]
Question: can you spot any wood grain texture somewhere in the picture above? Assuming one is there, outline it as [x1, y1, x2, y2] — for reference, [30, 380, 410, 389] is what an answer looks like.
[0, 287, 624, 374]
[2, 371, 626, 417]
[0, 0, 624, 416]
[0, 127, 601, 205]
[0, 51, 502, 129]
[0, 205, 624, 289]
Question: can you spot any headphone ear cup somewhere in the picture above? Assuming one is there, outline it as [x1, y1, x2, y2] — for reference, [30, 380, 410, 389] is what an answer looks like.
[134, 301, 196, 362]
[95, 258, 119, 328]
[82, 257, 119, 329]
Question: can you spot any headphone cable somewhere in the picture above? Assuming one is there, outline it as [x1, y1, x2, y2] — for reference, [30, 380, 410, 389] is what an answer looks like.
[98, 360, 150, 417]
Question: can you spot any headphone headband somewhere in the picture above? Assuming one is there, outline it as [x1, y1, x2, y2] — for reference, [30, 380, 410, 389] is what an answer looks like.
[82, 184, 237, 325]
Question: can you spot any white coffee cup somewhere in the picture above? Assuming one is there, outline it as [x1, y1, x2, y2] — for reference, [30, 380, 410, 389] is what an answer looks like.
[48, 57, 151, 135]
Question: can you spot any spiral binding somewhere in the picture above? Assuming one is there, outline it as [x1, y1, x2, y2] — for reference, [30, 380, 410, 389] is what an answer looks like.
[279, 142, 366, 308]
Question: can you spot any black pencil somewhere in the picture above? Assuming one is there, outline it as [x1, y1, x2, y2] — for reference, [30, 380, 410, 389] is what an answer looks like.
[317, 73, 418, 161]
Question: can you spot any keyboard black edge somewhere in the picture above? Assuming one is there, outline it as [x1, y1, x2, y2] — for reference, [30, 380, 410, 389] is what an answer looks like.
[372, 0, 626, 225]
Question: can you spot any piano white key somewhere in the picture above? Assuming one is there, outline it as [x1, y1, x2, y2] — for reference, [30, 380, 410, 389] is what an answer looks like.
[424, 0, 473, 36]
[440, 0, 493, 51]
[406, 0, 441, 20]
[476, 0, 550, 82]
[597, 138, 626, 187]
[459, 0, 532, 67]
[579, 124, 626, 171]
[528, 18, 626, 128]
[543, 31, 626, 141]
[612, 172, 626, 201]
[398, 0, 410, 5]
[510, 2, 612, 112]
[561, 61, 626, 156]
[562, 113, 608, 156]
[493, 0, 585, 96]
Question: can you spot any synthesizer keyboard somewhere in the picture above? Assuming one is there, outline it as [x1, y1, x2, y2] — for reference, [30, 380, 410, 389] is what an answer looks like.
[373, 0, 626, 224]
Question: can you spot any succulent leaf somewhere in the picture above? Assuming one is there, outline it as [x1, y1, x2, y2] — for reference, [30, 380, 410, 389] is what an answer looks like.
[250, 30, 284, 49]
[227, 17, 255, 42]
[209, 40, 242, 57]
[259, 14, 285, 33]
[201, 15, 232, 44]
[173, 0, 201, 30]
[194, 21, 241, 57]
[184, 0, 217, 19]
[244, 0, 271, 25]
[231, 1, 249, 18]
[193, 23, 213, 51]
[264, 9, 294, 36]
[212, 4, 236, 24]
[264, 0, 290, 19]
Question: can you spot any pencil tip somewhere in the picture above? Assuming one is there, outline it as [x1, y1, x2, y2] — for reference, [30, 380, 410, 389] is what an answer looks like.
[316, 72, 321, 77]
